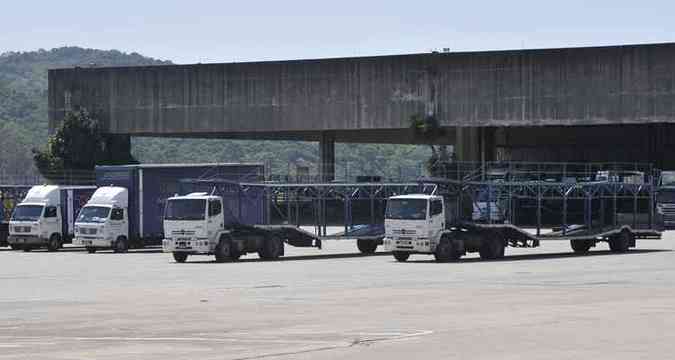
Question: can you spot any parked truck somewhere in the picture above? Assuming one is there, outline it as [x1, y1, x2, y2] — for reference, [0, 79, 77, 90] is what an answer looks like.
[74, 163, 264, 252]
[657, 170, 675, 228]
[384, 172, 662, 262]
[8, 185, 95, 251]
[73, 186, 129, 253]
[162, 190, 319, 263]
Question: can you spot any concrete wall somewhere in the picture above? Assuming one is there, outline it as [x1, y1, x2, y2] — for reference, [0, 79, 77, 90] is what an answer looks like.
[49, 43, 675, 141]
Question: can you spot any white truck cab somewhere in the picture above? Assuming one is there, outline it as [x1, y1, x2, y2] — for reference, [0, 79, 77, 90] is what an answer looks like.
[383, 194, 446, 260]
[73, 186, 129, 253]
[8, 185, 63, 251]
[384, 193, 506, 262]
[162, 193, 225, 262]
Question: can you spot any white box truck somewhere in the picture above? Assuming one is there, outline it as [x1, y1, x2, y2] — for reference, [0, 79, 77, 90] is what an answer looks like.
[8, 185, 95, 251]
[73, 186, 129, 253]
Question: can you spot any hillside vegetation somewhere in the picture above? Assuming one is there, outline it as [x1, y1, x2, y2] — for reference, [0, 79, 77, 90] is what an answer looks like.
[0, 47, 430, 182]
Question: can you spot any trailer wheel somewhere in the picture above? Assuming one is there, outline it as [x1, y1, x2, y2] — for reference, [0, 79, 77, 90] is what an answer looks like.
[113, 236, 129, 253]
[47, 234, 61, 252]
[215, 235, 234, 263]
[609, 230, 632, 253]
[479, 234, 505, 260]
[434, 237, 461, 262]
[357, 239, 378, 254]
[571, 240, 593, 254]
[22, 246, 32, 252]
[173, 252, 188, 263]
[393, 251, 410, 262]
[86, 247, 97, 254]
[259, 235, 283, 260]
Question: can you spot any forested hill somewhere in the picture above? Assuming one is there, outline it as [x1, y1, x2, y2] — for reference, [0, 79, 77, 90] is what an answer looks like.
[0, 47, 429, 181]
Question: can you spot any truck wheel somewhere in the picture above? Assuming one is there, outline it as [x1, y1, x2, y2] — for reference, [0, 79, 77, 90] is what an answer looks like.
[479, 234, 505, 260]
[86, 247, 97, 254]
[10, 244, 20, 251]
[173, 252, 188, 263]
[259, 235, 283, 260]
[571, 240, 593, 254]
[357, 239, 378, 254]
[434, 237, 461, 262]
[393, 251, 410, 262]
[47, 234, 61, 252]
[114, 236, 129, 253]
[215, 235, 233, 263]
[609, 230, 632, 253]
[22, 246, 32, 252]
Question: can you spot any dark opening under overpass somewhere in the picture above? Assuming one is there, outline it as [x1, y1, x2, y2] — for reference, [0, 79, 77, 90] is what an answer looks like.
[48, 42, 675, 178]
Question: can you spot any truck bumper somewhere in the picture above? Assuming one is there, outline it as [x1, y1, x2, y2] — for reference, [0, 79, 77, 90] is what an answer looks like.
[74, 237, 113, 248]
[383, 237, 432, 253]
[163, 239, 213, 254]
[7, 235, 46, 246]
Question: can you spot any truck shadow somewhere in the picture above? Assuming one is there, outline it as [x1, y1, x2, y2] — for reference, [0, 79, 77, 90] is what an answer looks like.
[183, 251, 394, 264]
[405, 249, 671, 264]
[0, 247, 164, 254]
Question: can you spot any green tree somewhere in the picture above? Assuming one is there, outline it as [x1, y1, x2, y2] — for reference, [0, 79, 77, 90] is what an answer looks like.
[32, 109, 136, 182]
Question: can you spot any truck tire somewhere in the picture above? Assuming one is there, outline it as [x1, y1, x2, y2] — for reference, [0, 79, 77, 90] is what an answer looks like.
[113, 236, 129, 253]
[609, 230, 632, 253]
[10, 244, 20, 251]
[86, 247, 97, 254]
[22, 246, 32, 252]
[47, 234, 61, 252]
[173, 252, 188, 263]
[259, 235, 283, 260]
[357, 239, 378, 254]
[215, 235, 234, 263]
[571, 240, 593, 254]
[393, 251, 410, 262]
[479, 234, 505, 260]
[434, 237, 461, 262]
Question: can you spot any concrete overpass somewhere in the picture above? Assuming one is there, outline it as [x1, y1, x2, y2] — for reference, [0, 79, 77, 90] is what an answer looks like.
[48, 42, 675, 178]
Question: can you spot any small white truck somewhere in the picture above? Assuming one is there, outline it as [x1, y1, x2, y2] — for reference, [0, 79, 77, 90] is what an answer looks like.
[8, 185, 95, 251]
[162, 192, 318, 263]
[73, 186, 130, 253]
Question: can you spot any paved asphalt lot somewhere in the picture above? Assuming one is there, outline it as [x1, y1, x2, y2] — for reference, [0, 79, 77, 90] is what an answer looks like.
[0, 233, 674, 359]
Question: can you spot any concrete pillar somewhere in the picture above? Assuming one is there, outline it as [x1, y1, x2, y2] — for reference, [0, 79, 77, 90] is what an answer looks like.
[319, 132, 335, 182]
[454, 127, 481, 163]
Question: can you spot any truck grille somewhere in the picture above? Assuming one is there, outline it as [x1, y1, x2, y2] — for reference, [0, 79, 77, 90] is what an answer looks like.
[80, 227, 97, 235]
[13, 226, 31, 233]
[172, 230, 196, 236]
[392, 229, 416, 235]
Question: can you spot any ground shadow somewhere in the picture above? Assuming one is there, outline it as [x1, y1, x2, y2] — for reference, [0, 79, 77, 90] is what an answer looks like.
[404, 248, 671, 264]
[180, 251, 393, 264]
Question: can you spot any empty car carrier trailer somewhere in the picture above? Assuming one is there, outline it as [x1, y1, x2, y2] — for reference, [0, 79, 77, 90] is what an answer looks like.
[383, 162, 663, 262]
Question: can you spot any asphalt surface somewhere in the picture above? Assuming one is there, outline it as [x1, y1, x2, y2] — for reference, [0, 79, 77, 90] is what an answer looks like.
[0, 233, 674, 359]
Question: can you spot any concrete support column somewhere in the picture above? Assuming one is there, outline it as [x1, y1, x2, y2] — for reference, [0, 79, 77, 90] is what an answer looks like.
[454, 127, 481, 163]
[319, 132, 335, 182]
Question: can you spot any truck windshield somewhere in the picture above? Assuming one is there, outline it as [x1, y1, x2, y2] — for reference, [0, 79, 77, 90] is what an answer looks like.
[11, 205, 44, 221]
[164, 199, 206, 221]
[385, 199, 427, 220]
[77, 206, 110, 223]
[662, 172, 675, 187]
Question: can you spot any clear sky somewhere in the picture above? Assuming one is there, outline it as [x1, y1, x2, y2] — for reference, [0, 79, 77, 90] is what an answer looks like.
[1, 0, 673, 64]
